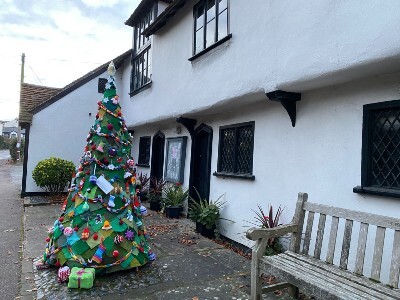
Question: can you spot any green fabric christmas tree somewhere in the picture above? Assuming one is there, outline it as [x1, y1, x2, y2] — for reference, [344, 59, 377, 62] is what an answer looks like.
[43, 62, 155, 274]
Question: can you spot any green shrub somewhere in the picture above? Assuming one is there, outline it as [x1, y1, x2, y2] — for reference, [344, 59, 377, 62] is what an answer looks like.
[8, 138, 25, 161]
[32, 157, 75, 193]
[0, 136, 8, 149]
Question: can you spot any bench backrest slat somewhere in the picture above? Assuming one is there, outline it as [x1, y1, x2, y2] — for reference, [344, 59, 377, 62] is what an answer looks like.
[389, 230, 400, 288]
[371, 226, 386, 281]
[313, 213, 326, 259]
[326, 216, 339, 264]
[293, 194, 400, 287]
[302, 211, 314, 254]
[339, 219, 353, 270]
[303, 202, 400, 230]
[354, 222, 369, 275]
[289, 193, 308, 252]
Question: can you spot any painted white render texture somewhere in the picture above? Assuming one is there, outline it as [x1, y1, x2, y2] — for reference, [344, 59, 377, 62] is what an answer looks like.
[130, 73, 400, 283]
[26, 70, 125, 192]
[120, 0, 400, 128]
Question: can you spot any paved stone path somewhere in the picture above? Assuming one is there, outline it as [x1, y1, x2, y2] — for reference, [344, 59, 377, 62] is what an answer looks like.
[0, 149, 11, 160]
[23, 204, 263, 299]
[0, 162, 23, 299]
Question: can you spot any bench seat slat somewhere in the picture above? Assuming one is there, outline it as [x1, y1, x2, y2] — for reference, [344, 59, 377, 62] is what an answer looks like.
[326, 216, 339, 264]
[260, 252, 396, 300]
[260, 256, 364, 300]
[302, 211, 314, 255]
[354, 222, 369, 275]
[303, 202, 400, 230]
[267, 254, 389, 300]
[389, 230, 400, 289]
[281, 251, 400, 299]
[371, 226, 386, 281]
[340, 219, 353, 270]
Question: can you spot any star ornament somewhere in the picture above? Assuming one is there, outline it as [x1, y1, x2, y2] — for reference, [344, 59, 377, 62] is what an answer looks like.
[102, 97, 110, 103]
[125, 229, 134, 240]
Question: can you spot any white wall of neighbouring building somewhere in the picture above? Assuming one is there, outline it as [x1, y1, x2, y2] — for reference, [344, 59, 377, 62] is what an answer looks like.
[26, 70, 126, 193]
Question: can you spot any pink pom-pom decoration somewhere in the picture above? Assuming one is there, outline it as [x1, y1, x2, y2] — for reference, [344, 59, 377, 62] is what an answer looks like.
[63, 227, 73, 237]
[57, 266, 70, 283]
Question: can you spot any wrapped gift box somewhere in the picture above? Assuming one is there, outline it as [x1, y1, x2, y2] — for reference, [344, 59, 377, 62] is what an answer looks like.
[68, 267, 95, 289]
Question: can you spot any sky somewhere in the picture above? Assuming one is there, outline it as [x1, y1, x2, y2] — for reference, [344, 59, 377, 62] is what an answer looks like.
[0, 0, 141, 121]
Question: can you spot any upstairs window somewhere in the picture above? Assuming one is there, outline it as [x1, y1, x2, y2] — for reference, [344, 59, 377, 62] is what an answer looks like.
[132, 46, 152, 93]
[355, 100, 400, 198]
[134, 9, 154, 53]
[193, 0, 229, 55]
[131, 6, 155, 94]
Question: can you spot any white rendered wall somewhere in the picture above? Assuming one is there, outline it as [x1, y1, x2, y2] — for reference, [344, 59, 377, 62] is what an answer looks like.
[122, 0, 400, 128]
[130, 74, 400, 282]
[26, 69, 125, 192]
[131, 123, 192, 209]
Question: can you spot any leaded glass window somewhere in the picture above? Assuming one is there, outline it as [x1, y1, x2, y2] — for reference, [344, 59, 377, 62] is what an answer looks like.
[138, 136, 151, 166]
[362, 100, 400, 190]
[218, 121, 254, 175]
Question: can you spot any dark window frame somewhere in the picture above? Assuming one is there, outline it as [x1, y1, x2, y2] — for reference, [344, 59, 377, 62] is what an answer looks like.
[130, 45, 152, 95]
[214, 121, 255, 180]
[98, 78, 107, 93]
[137, 136, 151, 167]
[192, 0, 230, 57]
[130, 4, 157, 95]
[354, 99, 400, 198]
[133, 5, 157, 54]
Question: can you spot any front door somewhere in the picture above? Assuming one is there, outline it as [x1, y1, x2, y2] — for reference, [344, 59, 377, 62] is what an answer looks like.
[189, 124, 213, 202]
[150, 131, 165, 182]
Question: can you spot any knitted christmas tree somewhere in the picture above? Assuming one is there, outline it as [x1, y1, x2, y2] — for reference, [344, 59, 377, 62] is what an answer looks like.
[43, 62, 155, 274]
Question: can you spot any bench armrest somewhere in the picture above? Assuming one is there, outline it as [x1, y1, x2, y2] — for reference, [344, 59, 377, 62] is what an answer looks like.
[246, 223, 298, 241]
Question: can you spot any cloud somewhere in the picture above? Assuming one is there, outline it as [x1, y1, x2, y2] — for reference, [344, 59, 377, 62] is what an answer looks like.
[80, 0, 124, 8]
[0, 0, 140, 120]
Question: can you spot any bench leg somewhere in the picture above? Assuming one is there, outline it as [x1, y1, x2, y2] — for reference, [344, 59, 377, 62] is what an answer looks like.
[288, 285, 299, 299]
[251, 239, 268, 300]
[251, 253, 262, 300]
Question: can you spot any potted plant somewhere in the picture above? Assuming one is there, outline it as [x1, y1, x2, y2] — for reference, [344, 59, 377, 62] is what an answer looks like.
[148, 177, 166, 212]
[163, 183, 188, 218]
[137, 172, 150, 202]
[188, 190, 225, 238]
[249, 204, 285, 255]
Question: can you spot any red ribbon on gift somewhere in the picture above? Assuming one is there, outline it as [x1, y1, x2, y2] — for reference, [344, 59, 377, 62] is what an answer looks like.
[76, 268, 87, 288]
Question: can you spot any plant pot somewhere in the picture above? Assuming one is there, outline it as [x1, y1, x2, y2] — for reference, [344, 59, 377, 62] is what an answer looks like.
[139, 191, 148, 202]
[196, 222, 216, 238]
[149, 201, 161, 212]
[165, 206, 182, 219]
[195, 221, 202, 233]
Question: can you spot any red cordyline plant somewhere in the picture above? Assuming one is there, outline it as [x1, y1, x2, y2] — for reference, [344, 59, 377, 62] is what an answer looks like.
[252, 204, 284, 229]
[247, 204, 285, 255]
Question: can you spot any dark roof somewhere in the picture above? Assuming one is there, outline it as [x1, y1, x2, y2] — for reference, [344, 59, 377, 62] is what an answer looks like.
[31, 49, 131, 116]
[142, 0, 186, 36]
[19, 83, 61, 126]
[125, 0, 173, 27]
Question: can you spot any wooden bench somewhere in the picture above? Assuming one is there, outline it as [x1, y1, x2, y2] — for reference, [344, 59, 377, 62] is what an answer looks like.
[246, 192, 400, 300]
